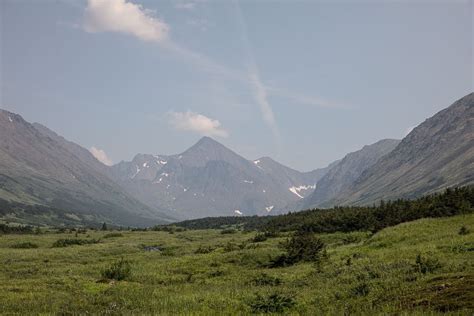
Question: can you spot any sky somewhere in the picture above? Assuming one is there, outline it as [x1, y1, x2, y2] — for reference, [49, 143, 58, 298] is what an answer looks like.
[1, 0, 472, 171]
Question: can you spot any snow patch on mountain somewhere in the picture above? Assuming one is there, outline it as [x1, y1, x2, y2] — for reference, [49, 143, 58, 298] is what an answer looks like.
[131, 165, 140, 179]
[289, 184, 316, 198]
[265, 205, 274, 212]
[253, 159, 263, 169]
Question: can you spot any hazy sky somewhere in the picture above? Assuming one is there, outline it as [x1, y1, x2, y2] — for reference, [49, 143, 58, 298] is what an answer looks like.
[1, 0, 472, 171]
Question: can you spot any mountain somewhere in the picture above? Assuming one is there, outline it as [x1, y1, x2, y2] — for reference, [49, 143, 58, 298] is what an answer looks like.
[111, 137, 332, 219]
[336, 92, 474, 205]
[303, 139, 400, 208]
[0, 109, 173, 227]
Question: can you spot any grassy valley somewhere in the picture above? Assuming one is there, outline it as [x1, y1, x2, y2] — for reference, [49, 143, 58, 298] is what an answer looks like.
[1, 210, 473, 314]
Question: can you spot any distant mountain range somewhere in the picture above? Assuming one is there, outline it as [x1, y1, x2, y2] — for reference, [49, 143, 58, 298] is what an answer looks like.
[110, 137, 332, 219]
[0, 92, 472, 226]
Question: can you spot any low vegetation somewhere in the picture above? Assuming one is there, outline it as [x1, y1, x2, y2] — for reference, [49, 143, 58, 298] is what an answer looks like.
[0, 187, 472, 314]
[103, 232, 124, 239]
[10, 242, 39, 249]
[52, 238, 100, 248]
[269, 233, 326, 267]
[101, 258, 132, 281]
[249, 293, 296, 313]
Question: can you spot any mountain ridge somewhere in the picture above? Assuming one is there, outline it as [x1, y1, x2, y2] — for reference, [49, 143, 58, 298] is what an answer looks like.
[110, 136, 334, 219]
[335, 92, 474, 205]
[303, 138, 401, 208]
[0, 109, 174, 227]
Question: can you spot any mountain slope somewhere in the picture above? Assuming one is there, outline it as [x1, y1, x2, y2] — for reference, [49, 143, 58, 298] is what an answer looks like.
[111, 137, 333, 219]
[251, 157, 329, 199]
[0, 109, 173, 226]
[337, 93, 474, 205]
[303, 139, 400, 208]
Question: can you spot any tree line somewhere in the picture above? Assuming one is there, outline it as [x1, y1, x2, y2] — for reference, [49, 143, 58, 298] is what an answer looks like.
[170, 186, 474, 234]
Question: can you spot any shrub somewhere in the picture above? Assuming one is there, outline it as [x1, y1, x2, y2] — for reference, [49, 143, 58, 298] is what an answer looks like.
[223, 242, 239, 252]
[250, 273, 282, 286]
[10, 242, 39, 249]
[459, 226, 470, 235]
[341, 235, 361, 245]
[103, 233, 124, 238]
[250, 233, 267, 243]
[209, 270, 225, 277]
[269, 233, 326, 267]
[351, 282, 370, 297]
[101, 258, 132, 281]
[221, 228, 237, 234]
[52, 238, 100, 248]
[414, 254, 442, 274]
[249, 293, 296, 313]
[140, 244, 161, 252]
[195, 245, 214, 254]
[161, 247, 177, 256]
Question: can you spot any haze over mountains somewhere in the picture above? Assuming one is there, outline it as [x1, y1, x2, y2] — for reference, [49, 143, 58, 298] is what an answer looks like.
[111, 137, 330, 219]
[0, 93, 472, 226]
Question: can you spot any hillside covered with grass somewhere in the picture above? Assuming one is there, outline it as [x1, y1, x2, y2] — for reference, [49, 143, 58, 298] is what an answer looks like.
[0, 212, 473, 314]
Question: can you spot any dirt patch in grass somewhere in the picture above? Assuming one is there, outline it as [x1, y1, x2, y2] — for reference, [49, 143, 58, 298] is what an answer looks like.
[404, 274, 474, 312]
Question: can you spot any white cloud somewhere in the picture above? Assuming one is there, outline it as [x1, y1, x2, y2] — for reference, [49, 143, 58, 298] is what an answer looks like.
[83, 0, 169, 42]
[233, 2, 280, 147]
[90, 146, 113, 166]
[248, 70, 279, 141]
[168, 111, 229, 138]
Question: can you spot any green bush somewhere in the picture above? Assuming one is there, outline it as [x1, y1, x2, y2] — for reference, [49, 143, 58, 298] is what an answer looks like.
[458, 226, 470, 235]
[250, 273, 282, 286]
[195, 245, 214, 254]
[351, 282, 370, 297]
[269, 233, 326, 267]
[103, 233, 124, 238]
[223, 242, 239, 252]
[341, 235, 362, 245]
[161, 247, 177, 256]
[52, 238, 100, 248]
[209, 270, 225, 277]
[250, 233, 267, 243]
[414, 254, 442, 274]
[101, 258, 132, 281]
[10, 242, 39, 249]
[221, 228, 237, 234]
[249, 293, 296, 313]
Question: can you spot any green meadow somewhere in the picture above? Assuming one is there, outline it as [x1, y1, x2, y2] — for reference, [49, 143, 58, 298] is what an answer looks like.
[1, 214, 473, 315]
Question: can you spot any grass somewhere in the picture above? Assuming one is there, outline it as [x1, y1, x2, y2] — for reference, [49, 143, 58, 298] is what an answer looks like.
[0, 214, 473, 314]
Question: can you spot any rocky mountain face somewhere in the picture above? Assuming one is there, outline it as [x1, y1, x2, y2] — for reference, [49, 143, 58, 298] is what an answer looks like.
[111, 137, 332, 219]
[335, 93, 474, 205]
[303, 139, 400, 208]
[0, 110, 173, 227]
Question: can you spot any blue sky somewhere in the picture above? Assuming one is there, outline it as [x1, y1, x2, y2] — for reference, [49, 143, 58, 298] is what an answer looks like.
[1, 0, 472, 171]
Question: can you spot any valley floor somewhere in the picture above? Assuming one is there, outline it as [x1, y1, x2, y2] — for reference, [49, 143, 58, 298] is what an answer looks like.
[0, 214, 473, 315]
